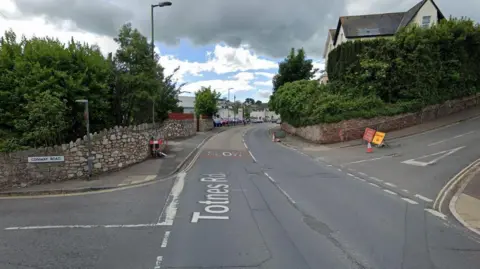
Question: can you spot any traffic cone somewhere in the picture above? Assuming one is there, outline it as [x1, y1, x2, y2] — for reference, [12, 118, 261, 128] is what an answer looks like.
[366, 142, 373, 153]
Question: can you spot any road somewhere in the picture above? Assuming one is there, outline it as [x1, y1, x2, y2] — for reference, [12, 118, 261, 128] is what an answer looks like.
[1, 124, 480, 268]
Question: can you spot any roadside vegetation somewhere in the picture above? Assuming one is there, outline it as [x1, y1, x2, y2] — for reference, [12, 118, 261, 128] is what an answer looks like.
[0, 23, 183, 152]
[270, 18, 480, 127]
[194, 86, 220, 117]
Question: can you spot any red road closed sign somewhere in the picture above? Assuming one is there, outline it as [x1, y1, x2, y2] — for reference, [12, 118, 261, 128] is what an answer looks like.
[363, 128, 376, 142]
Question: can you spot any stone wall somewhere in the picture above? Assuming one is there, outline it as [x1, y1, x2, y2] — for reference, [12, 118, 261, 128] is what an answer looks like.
[0, 115, 196, 190]
[282, 94, 480, 144]
[199, 116, 213, 132]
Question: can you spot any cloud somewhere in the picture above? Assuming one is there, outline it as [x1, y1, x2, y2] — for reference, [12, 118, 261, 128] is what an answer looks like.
[255, 89, 273, 102]
[255, 72, 276, 79]
[159, 45, 277, 82]
[254, 80, 273, 87]
[11, 0, 349, 58]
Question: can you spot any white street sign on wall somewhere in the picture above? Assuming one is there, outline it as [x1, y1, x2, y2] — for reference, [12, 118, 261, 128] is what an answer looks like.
[28, 156, 65, 163]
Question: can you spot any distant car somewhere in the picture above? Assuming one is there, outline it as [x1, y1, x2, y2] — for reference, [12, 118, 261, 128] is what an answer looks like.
[276, 119, 281, 124]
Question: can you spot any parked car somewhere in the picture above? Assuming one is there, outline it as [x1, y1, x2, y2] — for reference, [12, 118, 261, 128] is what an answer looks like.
[276, 119, 282, 124]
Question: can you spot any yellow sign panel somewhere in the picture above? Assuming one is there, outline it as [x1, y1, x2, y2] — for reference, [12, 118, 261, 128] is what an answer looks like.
[372, 131, 386, 145]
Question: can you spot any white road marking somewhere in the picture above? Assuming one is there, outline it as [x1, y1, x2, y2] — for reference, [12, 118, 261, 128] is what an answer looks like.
[326, 164, 333, 167]
[383, 189, 398, 196]
[370, 177, 382, 182]
[425, 209, 447, 220]
[161, 231, 171, 248]
[427, 131, 475, 146]
[385, 182, 397, 188]
[278, 186, 296, 204]
[343, 156, 392, 165]
[402, 189, 409, 193]
[415, 194, 433, 203]
[358, 172, 367, 176]
[402, 146, 465, 167]
[243, 141, 248, 149]
[354, 177, 366, 182]
[264, 172, 276, 183]
[157, 172, 186, 226]
[402, 198, 419, 205]
[5, 223, 159, 230]
[369, 183, 380, 188]
[248, 150, 257, 162]
[153, 256, 163, 269]
[347, 173, 355, 177]
[337, 168, 342, 172]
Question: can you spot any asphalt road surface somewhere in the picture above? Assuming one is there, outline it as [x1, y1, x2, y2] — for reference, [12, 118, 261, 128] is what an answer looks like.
[1, 124, 480, 268]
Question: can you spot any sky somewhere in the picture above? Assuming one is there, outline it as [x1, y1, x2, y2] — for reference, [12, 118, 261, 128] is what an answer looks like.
[1, 0, 479, 103]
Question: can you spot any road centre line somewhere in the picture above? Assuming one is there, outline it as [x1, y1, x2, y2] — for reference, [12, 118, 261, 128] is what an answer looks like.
[427, 131, 475, 146]
[402, 198, 419, 205]
[383, 189, 398, 196]
[5, 223, 160, 230]
[263, 172, 276, 183]
[354, 177, 366, 182]
[415, 194, 433, 203]
[347, 173, 355, 177]
[369, 177, 382, 182]
[369, 183, 380, 188]
[243, 141, 248, 149]
[278, 186, 296, 204]
[358, 172, 367, 176]
[385, 182, 397, 188]
[161, 231, 171, 248]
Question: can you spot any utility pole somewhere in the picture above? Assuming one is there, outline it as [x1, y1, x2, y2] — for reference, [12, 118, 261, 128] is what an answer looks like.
[76, 99, 92, 179]
[150, 1, 172, 137]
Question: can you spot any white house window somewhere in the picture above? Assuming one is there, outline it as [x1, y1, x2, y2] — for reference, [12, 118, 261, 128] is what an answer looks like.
[422, 16, 431, 28]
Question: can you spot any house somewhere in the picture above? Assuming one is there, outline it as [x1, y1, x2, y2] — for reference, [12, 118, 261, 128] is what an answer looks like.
[323, 0, 445, 65]
[177, 96, 195, 114]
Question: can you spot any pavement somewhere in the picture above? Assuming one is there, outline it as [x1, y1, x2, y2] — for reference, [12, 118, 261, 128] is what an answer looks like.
[1, 123, 480, 268]
[0, 128, 225, 197]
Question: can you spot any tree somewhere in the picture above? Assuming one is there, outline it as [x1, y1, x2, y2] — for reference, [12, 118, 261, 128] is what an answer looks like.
[272, 48, 317, 93]
[194, 86, 220, 117]
[244, 98, 255, 105]
[232, 101, 242, 115]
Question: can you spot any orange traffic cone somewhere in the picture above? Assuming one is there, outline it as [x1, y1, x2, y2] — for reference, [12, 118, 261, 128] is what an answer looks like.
[367, 142, 373, 153]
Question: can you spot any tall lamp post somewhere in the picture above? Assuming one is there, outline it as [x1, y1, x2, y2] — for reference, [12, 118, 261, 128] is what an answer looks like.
[76, 99, 92, 179]
[227, 88, 233, 121]
[150, 1, 172, 136]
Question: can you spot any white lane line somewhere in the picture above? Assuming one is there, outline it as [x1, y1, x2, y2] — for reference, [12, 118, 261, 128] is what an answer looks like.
[326, 164, 333, 167]
[402, 198, 419, 205]
[264, 172, 276, 183]
[248, 150, 257, 162]
[428, 131, 475, 146]
[415, 194, 433, 203]
[5, 223, 159, 230]
[354, 177, 366, 182]
[153, 256, 163, 269]
[347, 173, 355, 177]
[369, 183, 380, 188]
[358, 172, 367, 176]
[157, 172, 186, 226]
[402, 189, 409, 193]
[161, 231, 171, 248]
[278, 186, 296, 204]
[343, 156, 392, 165]
[383, 189, 398, 196]
[425, 209, 447, 220]
[370, 177, 382, 182]
[337, 168, 342, 172]
[385, 182, 397, 188]
[243, 141, 248, 149]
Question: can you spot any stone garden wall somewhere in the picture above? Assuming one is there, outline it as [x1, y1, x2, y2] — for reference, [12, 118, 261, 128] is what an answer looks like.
[0, 114, 196, 190]
[282, 94, 480, 144]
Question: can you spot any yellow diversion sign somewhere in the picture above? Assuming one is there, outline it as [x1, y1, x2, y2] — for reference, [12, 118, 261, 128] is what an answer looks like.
[372, 131, 386, 145]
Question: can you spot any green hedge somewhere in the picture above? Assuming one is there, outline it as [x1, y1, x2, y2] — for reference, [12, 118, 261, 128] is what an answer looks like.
[272, 19, 480, 127]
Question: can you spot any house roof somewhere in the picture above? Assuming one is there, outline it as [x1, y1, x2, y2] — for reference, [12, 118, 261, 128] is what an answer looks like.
[397, 0, 445, 30]
[332, 0, 445, 45]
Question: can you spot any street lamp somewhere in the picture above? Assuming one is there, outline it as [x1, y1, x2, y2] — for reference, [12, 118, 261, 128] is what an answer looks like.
[228, 88, 233, 121]
[75, 99, 93, 179]
[151, 1, 172, 136]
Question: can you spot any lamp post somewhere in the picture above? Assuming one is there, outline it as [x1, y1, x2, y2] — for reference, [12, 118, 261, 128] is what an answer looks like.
[75, 99, 92, 179]
[227, 88, 233, 121]
[150, 1, 172, 136]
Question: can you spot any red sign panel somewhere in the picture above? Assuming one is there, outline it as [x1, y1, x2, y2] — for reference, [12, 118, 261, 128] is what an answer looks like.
[363, 128, 376, 142]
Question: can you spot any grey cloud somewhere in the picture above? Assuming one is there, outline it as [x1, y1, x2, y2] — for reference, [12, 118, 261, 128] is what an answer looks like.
[12, 0, 478, 59]
[13, 0, 347, 58]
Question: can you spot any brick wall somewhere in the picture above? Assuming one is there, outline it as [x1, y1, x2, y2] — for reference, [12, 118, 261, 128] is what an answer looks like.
[282, 94, 480, 144]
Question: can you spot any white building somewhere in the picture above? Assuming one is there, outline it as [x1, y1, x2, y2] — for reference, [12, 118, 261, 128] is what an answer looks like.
[177, 96, 195, 114]
[323, 0, 445, 66]
[250, 109, 279, 121]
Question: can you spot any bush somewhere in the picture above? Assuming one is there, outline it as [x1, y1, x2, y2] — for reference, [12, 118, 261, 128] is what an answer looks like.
[273, 19, 480, 127]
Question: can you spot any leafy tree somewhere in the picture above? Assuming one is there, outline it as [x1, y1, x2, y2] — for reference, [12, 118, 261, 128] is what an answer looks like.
[194, 86, 220, 117]
[244, 98, 255, 105]
[232, 101, 242, 115]
[272, 48, 318, 93]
